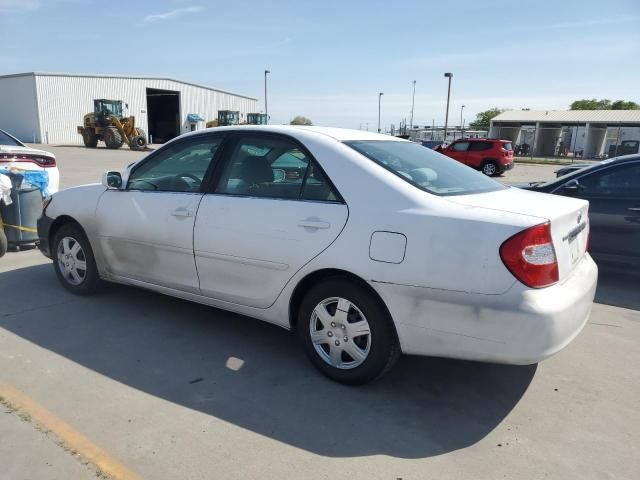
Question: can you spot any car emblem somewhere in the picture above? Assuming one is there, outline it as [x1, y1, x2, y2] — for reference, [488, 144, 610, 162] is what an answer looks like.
[577, 213, 582, 224]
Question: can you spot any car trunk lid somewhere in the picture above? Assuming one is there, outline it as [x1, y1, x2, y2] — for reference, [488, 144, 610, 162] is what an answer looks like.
[446, 187, 590, 283]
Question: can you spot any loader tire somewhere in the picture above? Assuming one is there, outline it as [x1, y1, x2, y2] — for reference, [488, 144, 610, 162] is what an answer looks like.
[129, 135, 147, 150]
[103, 127, 123, 149]
[82, 128, 98, 148]
[136, 129, 147, 143]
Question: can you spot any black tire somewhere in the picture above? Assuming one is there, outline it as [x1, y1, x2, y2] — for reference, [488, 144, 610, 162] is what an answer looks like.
[136, 129, 147, 143]
[52, 223, 102, 295]
[129, 134, 147, 150]
[297, 277, 400, 385]
[0, 225, 7, 258]
[103, 127, 123, 149]
[82, 128, 98, 148]
[481, 159, 499, 176]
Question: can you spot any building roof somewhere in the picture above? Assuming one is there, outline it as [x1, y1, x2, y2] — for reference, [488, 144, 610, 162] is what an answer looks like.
[492, 110, 640, 124]
[0, 72, 257, 101]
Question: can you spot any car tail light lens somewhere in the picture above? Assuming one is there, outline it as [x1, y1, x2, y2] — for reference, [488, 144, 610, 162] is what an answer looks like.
[500, 222, 558, 288]
[0, 153, 56, 167]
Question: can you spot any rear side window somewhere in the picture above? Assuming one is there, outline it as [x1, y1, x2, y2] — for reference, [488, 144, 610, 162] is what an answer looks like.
[501, 142, 513, 151]
[215, 134, 341, 202]
[346, 140, 506, 196]
[468, 142, 493, 152]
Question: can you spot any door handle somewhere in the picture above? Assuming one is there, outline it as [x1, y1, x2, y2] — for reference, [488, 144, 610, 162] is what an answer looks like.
[171, 208, 193, 217]
[628, 207, 640, 212]
[297, 220, 330, 230]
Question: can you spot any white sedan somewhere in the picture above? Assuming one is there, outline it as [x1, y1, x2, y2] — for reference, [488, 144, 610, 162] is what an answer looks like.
[0, 128, 59, 194]
[37, 126, 597, 384]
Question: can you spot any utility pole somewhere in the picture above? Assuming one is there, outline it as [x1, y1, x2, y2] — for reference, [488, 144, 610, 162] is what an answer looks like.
[378, 92, 384, 133]
[410, 80, 416, 129]
[264, 69, 270, 124]
[443, 72, 453, 142]
[460, 104, 465, 138]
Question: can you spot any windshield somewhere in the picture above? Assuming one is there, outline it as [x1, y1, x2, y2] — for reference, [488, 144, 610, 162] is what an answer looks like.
[346, 140, 506, 196]
[538, 157, 619, 188]
[96, 100, 122, 117]
[0, 129, 25, 147]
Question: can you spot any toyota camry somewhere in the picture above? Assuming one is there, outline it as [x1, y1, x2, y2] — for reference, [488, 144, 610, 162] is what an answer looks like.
[37, 126, 597, 384]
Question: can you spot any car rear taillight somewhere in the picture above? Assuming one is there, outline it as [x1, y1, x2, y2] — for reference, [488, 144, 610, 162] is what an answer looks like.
[0, 153, 56, 167]
[500, 222, 559, 288]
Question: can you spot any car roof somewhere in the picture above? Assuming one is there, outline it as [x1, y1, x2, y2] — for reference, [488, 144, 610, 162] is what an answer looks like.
[181, 125, 407, 143]
[453, 138, 508, 142]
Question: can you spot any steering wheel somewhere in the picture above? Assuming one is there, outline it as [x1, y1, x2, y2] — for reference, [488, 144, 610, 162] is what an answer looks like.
[176, 173, 200, 183]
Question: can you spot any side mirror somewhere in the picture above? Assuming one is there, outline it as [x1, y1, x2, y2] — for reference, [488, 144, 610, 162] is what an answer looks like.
[563, 179, 581, 195]
[102, 171, 123, 189]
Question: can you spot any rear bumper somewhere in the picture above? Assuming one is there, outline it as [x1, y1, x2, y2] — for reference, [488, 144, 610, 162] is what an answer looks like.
[503, 161, 514, 171]
[373, 254, 598, 364]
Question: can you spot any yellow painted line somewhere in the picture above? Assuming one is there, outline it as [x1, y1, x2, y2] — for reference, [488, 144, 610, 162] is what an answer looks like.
[0, 220, 38, 233]
[0, 384, 143, 480]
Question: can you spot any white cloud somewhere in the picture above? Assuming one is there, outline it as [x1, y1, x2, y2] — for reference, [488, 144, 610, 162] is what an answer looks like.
[143, 6, 203, 23]
[0, 0, 40, 11]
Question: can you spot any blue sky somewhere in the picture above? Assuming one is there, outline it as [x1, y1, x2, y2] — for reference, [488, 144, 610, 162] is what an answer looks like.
[1, 0, 639, 129]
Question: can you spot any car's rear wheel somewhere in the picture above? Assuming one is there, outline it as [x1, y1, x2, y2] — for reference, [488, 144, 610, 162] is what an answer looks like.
[298, 277, 400, 385]
[52, 223, 102, 295]
[481, 160, 499, 176]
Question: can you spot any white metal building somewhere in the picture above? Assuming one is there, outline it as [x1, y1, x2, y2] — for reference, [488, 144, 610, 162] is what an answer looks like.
[0, 72, 258, 145]
[490, 110, 640, 158]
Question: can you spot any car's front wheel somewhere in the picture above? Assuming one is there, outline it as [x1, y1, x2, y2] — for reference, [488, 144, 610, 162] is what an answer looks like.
[298, 278, 400, 385]
[52, 223, 102, 295]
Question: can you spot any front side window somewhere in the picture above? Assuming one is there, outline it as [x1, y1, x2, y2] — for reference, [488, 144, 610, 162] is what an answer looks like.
[127, 136, 223, 192]
[215, 135, 340, 201]
[346, 140, 506, 196]
[578, 163, 640, 197]
[451, 141, 470, 152]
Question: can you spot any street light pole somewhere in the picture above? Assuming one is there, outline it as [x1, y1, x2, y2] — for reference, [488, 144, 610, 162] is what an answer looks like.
[443, 72, 453, 142]
[410, 80, 416, 129]
[460, 104, 465, 138]
[378, 92, 384, 133]
[264, 69, 270, 124]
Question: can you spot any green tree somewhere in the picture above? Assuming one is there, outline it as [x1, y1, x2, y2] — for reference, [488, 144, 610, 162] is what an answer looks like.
[290, 116, 313, 126]
[469, 108, 503, 131]
[611, 100, 640, 110]
[570, 98, 640, 110]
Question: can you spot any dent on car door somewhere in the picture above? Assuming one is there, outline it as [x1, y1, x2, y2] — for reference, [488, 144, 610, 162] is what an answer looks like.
[194, 134, 348, 308]
[96, 135, 225, 292]
[571, 162, 640, 263]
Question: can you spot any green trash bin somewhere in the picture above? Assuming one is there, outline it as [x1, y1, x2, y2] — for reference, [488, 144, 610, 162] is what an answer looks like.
[0, 186, 42, 250]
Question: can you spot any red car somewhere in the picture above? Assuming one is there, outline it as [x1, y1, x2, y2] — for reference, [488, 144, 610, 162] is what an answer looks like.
[437, 139, 514, 176]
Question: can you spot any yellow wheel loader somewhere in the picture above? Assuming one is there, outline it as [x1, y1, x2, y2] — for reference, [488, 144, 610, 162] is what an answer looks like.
[77, 99, 147, 150]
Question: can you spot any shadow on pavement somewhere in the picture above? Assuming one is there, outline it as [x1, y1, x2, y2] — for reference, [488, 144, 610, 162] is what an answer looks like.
[595, 268, 640, 311]
[0, 264, 536, 459]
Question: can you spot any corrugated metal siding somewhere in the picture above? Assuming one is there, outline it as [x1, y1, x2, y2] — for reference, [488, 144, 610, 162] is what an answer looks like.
[0, 74, 41, 142]
[34, 75, 257, 145]
[493, 110, 640, 124]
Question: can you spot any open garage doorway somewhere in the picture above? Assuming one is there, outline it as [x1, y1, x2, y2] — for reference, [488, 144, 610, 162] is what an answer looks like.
[146, 88, 180, 144]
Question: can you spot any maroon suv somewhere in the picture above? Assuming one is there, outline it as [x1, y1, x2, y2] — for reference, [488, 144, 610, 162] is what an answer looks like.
[438, 139, 514, 176]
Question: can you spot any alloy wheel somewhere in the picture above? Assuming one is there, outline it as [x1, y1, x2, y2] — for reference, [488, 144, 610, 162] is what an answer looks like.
[57, 236, 87, 286]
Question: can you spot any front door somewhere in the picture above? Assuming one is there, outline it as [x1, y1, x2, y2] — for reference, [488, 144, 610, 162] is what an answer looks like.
[446, 141, 470, 165]
[194, 133, 348, 308]
[96, 134, 225, 293]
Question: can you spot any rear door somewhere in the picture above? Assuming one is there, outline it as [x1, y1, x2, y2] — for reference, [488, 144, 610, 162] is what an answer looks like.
[565, 161, 640, 265]
[467, 141, 493, 168]
[194, 133, 348, 308]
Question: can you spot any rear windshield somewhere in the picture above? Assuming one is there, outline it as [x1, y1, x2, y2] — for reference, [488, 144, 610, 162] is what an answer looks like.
[345, 140, 506, 196]
[501, 142, 513, 151]
[0, 130, 24, 147]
